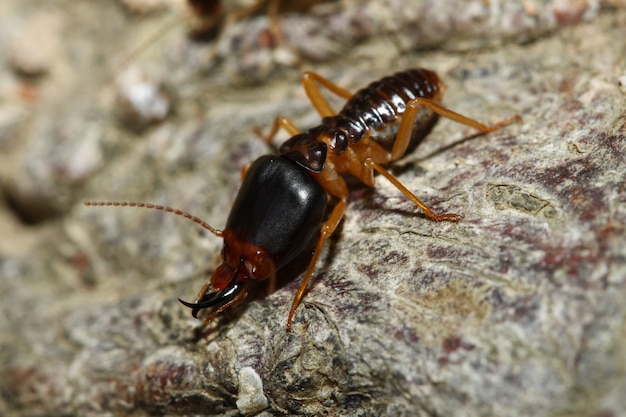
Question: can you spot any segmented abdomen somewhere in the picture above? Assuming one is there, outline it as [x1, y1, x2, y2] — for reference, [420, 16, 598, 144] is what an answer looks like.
[340, 68, 443, 134]
[314, 68, 444, 156]
[280, 68, 445, 173]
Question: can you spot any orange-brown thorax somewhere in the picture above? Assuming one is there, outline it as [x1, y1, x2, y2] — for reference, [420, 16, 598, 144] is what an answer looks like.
[210, 229, 275, 291]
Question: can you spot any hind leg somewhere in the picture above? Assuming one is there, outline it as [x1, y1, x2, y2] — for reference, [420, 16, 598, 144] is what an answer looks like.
[390, 97, 522, 161]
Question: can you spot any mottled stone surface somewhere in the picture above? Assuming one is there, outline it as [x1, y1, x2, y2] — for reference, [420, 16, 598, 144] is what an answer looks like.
[1, 1, 625, 416]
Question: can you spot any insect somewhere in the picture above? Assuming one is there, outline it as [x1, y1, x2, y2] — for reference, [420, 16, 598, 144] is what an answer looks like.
[187, 0, 325, 40]
[85, 68, 520, 330]
[120, 0, 325, 69]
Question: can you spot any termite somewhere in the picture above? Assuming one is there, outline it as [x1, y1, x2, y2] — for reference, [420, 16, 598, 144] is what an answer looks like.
[85, 68, 520, 330]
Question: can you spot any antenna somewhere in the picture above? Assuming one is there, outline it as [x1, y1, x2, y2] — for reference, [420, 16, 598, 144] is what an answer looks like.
[83, 201, 223, 237]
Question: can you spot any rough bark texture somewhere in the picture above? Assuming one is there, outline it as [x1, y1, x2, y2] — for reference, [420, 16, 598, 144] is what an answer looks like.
[1, 1, 626, 416]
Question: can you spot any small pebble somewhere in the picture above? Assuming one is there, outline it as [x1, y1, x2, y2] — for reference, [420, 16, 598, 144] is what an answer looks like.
[8, 11, 63, 77]
[236, 367, 268, 416]
[115, 67, 173, 131]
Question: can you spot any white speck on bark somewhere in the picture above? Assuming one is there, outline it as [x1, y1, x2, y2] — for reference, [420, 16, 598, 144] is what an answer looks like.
[236, 367, 269, 416]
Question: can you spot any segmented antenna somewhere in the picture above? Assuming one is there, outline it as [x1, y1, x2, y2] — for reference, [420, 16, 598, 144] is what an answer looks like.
[83, 201, 223, 237]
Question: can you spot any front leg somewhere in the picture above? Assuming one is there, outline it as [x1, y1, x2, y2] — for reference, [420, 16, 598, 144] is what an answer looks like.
[286, 162, 349, 330]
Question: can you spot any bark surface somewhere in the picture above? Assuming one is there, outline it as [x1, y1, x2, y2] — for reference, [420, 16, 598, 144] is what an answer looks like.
[1, 1, 625, 416]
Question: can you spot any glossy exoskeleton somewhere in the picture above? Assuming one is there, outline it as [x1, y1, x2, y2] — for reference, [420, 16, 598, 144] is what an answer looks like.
[179, 154, 328, 319]
[85, 68, 520, 330]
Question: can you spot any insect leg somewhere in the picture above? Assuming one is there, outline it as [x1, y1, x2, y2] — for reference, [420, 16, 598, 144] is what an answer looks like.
[391, 98, 522, 160]
[363, 159, 461, 223]
[286, 199, 346, 330]
[255, 115, 302, 145]
[301, 71, 353, 118]
[240, 162, 253, 182]
[286, 165, 349, 330]
[260, 71, 353, 144]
